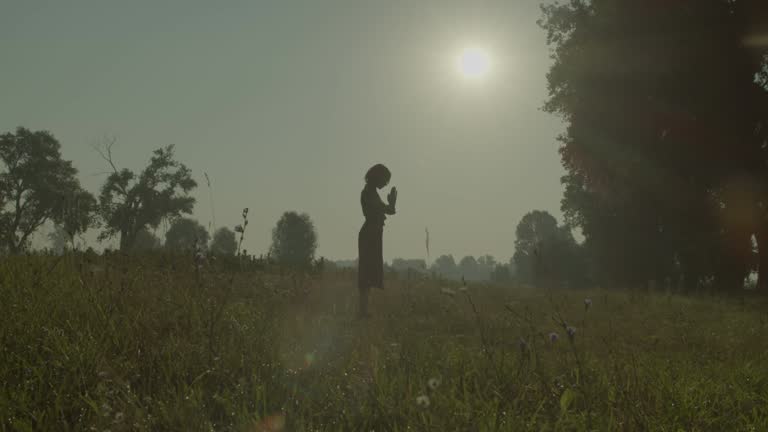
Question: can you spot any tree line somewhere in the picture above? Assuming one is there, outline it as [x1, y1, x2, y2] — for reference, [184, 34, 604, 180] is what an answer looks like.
[333, 209, 585, 287]
[0, 127, 319, 268]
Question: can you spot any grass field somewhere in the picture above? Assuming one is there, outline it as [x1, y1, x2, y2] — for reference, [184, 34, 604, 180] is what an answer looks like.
[2, 253, 768, 431]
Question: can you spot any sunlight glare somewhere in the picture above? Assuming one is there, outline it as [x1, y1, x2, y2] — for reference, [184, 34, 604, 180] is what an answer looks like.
[457, 47, 492, 80]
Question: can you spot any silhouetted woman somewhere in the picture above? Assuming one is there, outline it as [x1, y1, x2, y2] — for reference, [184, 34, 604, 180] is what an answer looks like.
[358, 164, 397, 318]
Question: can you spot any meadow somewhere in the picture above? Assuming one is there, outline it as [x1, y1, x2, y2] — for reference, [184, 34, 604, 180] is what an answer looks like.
[2, 253, 768, 431]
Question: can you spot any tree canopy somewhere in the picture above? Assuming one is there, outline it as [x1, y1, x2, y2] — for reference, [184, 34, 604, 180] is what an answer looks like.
[96, 142, 197, 251]
[0, 127, 95, 253]
[270, 211, 318, 268]
[540, 0, 768, 291]
[165, 217, 209, 252]
[210, 227, 237, 256]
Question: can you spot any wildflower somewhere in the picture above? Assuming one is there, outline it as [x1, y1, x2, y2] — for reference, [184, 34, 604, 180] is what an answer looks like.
[441, 287, 456, 297]
[549, 332, 559, 343]
[428, 377, 441, 391]
[584, 298, 592, 311]
[113, 412, 125, 423]
[416, 395, 430, 408]
[566, 326, 577, 341]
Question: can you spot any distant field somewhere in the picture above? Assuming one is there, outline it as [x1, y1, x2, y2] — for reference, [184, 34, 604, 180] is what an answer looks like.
[2, 254, 768, 431]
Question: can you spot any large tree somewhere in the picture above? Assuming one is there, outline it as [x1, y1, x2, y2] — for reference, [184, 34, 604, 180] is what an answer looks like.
[165, 217, 209, 252]
[210, 227, 237, 256]
[540, 0, 768, 290]
[270, 211, 318, 268]
[513, 210, 581, 286]
[0, 127, 95, 253]
[96, 141, 197, 251]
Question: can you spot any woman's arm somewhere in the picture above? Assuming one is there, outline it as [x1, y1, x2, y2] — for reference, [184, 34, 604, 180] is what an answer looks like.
[383, 187, 396, 215]
[383, 200, 396, 215]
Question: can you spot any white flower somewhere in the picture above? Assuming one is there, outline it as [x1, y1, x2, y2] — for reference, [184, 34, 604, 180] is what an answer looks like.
[416, 395, 430, 408]
[428, 377, 441, 390]
[584, 298, 592, 311]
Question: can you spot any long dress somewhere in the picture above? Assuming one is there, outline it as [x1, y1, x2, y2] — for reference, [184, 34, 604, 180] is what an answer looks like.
[358, 184, 395, 290]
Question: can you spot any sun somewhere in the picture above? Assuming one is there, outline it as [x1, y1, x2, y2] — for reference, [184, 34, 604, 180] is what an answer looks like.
[457, 47, 491, 80]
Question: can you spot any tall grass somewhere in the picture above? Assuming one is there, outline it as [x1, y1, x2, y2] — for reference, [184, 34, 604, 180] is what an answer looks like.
[1, 253, 768, 431]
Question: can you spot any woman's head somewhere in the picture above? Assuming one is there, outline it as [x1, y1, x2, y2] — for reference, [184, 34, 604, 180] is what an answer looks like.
[365, 164, 391, 188]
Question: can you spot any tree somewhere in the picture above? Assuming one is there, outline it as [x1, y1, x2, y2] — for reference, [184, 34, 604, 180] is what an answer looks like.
[270, 211, 318, 268]
[54, 189, 99, 252]
[96, 140, 197, 251]
[540, 0, 768, 291]
[165, 217, 209, 251]
[459, 255, 480, 281]
[210, 227, 237, 256]
[513, 210, 559, 283]
[431, 254, 458, 279]
[477, 255, 497, 280]
[0, 127, 96, 254]
[513, 210, 583, 286]
[132, 228, 162, 252]
[491, 264, 511, 283]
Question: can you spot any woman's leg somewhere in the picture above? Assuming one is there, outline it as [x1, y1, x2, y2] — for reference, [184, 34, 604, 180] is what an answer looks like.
[374, 227, 384, 289]
[358, 286, 370, 318]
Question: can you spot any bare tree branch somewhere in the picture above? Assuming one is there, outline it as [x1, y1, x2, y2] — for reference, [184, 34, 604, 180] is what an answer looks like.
[91, 135, 120, 175]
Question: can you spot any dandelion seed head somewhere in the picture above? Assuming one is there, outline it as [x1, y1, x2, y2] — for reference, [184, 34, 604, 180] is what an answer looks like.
[428, 377, 441, 390]
[415, 395, 430, 408]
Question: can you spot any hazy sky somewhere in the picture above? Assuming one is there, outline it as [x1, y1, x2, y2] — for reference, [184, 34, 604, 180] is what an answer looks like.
[1, 0, 566, 262]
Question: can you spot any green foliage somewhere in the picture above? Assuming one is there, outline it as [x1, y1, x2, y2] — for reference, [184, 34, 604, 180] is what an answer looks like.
[270, 211, 318, 268]
[431, 254, 458, 279]
[0, 127, 95, 253]
[459, 255, 479, 281]
[97, 144, 196, 251]
[132, 228, 162, 251]
[514, 210, 583, 286]
[490, 263, 511, 283]
[2, 256, 768, 430]
[540, 0, 768, 290]
[210, 227, 237, 256]
[165, 217, 209, 252]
